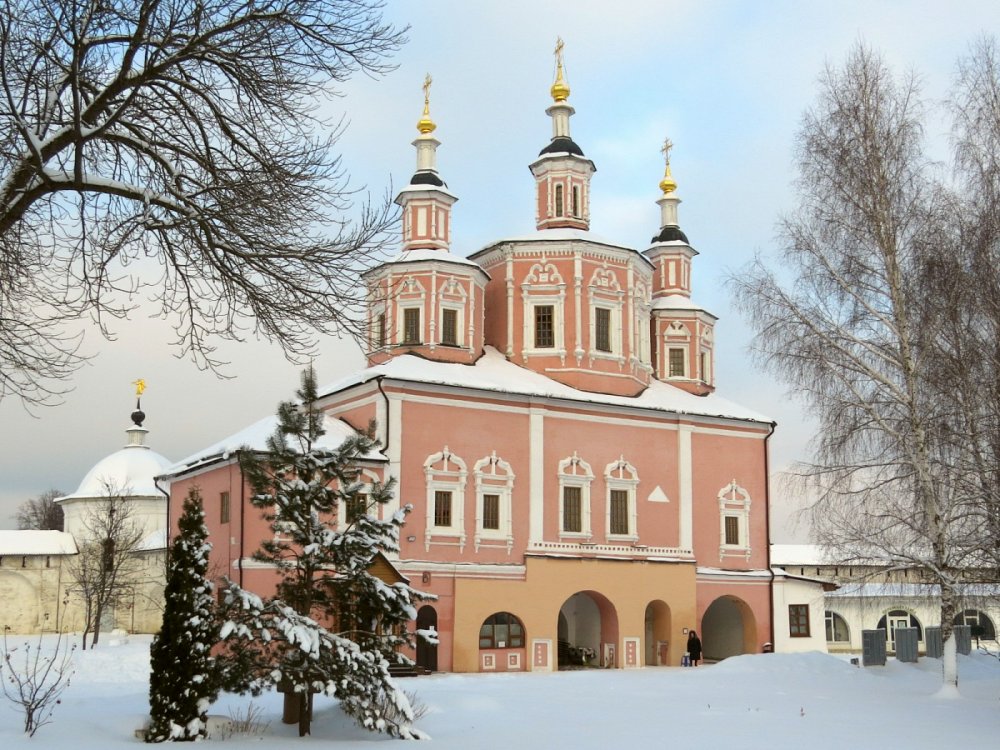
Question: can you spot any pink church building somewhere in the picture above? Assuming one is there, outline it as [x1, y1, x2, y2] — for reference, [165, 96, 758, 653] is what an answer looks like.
[162, 58, 775, 673]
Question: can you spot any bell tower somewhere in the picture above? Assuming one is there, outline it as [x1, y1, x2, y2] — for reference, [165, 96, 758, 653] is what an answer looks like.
[644, 139, 717, 394]
[529, 38, 595, 231]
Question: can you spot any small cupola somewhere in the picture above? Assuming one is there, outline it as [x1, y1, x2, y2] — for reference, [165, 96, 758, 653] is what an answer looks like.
[529, 38, 595, 231]
[643, 141, 717, 395]
[396, 74, 458, 252]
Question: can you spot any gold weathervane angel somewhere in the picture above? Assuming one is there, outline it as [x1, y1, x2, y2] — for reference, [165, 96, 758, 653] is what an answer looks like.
[133, 378, 146, 397]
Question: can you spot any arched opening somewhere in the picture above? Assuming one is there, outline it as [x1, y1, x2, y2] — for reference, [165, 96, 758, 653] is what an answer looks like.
[825, 610, 850, 644]
[415, 605, 438, 672]
[876, 609, 923, 652]
[954, 609, 996, 641]
[644, 600, 672, 665]
[558, 590, 619, 669]
[701, 595, 757, 661]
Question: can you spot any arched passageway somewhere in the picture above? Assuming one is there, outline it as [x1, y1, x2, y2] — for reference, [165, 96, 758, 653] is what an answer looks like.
[557, 591, 620, 669]
[701, 595, 757, 661]
[644, 600, 671, 665]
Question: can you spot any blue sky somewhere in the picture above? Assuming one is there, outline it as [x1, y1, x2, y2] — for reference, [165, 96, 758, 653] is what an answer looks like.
[1, 1, 997, 530]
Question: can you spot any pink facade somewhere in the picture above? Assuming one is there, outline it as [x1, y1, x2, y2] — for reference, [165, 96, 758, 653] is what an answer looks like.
[164, 67, 775, 673]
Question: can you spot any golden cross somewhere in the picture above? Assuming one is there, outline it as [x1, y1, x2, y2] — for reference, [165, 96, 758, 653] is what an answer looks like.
[423, 73, 432, 106]
[133, 378, 146, 396]
[661, 137, 674, 165]
[554, 37, 565, 65]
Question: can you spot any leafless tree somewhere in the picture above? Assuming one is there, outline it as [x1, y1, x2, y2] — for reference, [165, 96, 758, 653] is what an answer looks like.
[1, 628, 75, 737]
[730, 41, 1000, 691]
[15, 488, 65, 530]
[0, 0, 406, 406]
[67, 483, 143, 649]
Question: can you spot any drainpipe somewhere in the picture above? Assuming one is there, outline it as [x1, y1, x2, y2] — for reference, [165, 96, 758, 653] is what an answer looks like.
[375, 375, 391, 453]
[154, 476, 171, 550]
[237, 454, 246, 588]
[764, 421, 777, 650]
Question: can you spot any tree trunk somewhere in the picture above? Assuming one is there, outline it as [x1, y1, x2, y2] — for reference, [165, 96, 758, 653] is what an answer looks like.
[939, 585, 959, 693]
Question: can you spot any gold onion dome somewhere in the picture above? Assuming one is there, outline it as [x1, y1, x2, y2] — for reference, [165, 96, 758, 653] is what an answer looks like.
[417, 73, 436, 134]
[659, 165, 677, 194]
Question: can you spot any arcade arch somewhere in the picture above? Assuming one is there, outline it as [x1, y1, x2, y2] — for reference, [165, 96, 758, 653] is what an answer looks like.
[701, 595, 757, 660]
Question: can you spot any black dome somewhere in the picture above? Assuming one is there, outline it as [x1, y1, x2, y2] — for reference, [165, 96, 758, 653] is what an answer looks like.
[539, 136, 585, 157]
[651, 225, 689, 244]
[410, 170, 446, 187]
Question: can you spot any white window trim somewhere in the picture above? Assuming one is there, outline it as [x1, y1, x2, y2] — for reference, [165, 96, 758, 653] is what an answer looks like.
[605, 457, 639, 542]
[473, 452, 515, 554]
[438, 277, 468, 348]
[718, 480, 752, 561]
[336, 468, 382, 531]
[424, 446, 467, 551]
[558, 452, 593, 539]
[521, 263, 567, 360]
[588, 269, 625, 360]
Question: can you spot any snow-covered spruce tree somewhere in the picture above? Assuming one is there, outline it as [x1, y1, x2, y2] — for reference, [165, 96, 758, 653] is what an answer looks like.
[218, 367, 428, 739]
[146, 487, 219, 742]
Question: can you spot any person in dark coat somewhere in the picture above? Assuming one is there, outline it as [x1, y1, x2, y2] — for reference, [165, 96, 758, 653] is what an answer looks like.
[687, 630, 703, 666]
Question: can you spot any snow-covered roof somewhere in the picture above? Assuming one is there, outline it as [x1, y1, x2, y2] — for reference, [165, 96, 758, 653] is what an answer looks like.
[163, 413, 385, 477]
[366, 248, 487, 273]
[471, 227, 650, 261]
[136, 528, 167, 552]
[59, 442, 173, 502]
[770, 544, 829, 565]
[0, 530, 77, 555]
[320, 346, 772, 424]
[651, 294, 717, 316]
[828, 582, 1000, 598]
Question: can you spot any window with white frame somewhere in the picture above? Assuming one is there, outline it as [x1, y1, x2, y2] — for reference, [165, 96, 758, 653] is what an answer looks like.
[825, 611, 850, 643]
[438, 277, 467, 347]
[718, 480, 751, 560]
[668, 347, 686, 377]
[558, 453, 593, 538]
[337, 469, 381, 531]
[632, 279, 652, 367]
[395, 276, 426, 345]
[588, 268, 623, 358]
[473, 452, 515, 553]
[605, 457, 639, 540]
[521, 263, 566, 357]
[423, 446, 467, 551]
[663, 321, 690, 378]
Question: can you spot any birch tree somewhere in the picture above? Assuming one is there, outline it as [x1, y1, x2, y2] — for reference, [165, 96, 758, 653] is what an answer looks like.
[0, 0, 405, 406]
[731, 42, 998, 691]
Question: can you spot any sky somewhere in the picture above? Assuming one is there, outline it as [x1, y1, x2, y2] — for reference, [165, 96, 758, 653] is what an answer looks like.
[2, 1, 999, 531]
[2, 634, 998, 747]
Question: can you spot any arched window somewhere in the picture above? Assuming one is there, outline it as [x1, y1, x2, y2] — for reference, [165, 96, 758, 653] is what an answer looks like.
[554, 183, 564, 217]
[479, 611, 525, 649]
[877, 609, 923, 641]
[825, 610, 850, 642]
[954, 609, 996, 640]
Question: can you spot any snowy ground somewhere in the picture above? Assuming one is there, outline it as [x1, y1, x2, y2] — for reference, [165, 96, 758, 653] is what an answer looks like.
[1, 635, 998, 748]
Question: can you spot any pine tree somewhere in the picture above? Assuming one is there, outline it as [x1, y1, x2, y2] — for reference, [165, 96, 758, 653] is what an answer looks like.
[146, 487, 219, 742]
[218, 367, 428, 739]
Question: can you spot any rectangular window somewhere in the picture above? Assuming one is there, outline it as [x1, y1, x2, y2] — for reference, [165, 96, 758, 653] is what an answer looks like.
[572, 185, 580, 217]
[700, 351, 708, 381]
[724, 515, 739, 545]
[555, 183, 564, 216]
[346, 493, 367, 523]
[441, 308, 458, 346]
[482, 493, 500, 530]
[220, 491, 230, 524]
[434, 490, 452, 527]
[789, 605, 810, 637]
[595, 307, 611, 352]
[403, 308, 421, 344]
[562, 486, 582, 533]
[609, 489, 629, 535]
[535, 305, 554, 348]
[668, 347, 686, 377]
[376, 313, 386, 348]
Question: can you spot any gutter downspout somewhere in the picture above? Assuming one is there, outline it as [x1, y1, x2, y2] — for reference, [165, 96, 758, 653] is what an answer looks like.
[375, 375, 391, 454]
[154, 476, 171, 550]
[237, 454, 246, 588]
[764, 421, 777, 650]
